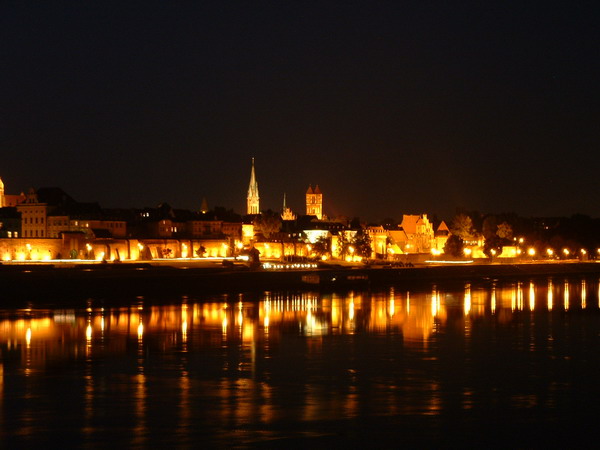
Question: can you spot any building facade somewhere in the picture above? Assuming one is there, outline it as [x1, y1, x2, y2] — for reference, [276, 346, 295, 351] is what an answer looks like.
[17, 188, 49, 238]
[306, 185, 323, 219]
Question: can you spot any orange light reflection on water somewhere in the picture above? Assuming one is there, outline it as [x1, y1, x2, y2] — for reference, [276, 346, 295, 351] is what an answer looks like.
[0, 279, 596, 370]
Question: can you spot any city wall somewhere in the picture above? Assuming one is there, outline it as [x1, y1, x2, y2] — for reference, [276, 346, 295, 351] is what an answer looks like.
[0, 237, 233, 261]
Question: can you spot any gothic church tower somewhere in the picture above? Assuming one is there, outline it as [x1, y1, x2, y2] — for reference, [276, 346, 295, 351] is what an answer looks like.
[247, 158, 260, 215]
[306, 185, 322, 219]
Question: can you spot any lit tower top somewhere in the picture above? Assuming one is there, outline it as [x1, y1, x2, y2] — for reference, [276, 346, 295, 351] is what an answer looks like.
[306, 184, 323, 219]
[247, 158, 260, 215]
[0, 177, 4, 208]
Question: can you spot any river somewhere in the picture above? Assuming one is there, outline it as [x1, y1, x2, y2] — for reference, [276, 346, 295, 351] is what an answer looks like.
[2, 275, 600, 447]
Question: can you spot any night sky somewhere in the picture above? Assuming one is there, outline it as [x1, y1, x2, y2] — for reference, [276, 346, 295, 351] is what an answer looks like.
[2, 2, 599, 222]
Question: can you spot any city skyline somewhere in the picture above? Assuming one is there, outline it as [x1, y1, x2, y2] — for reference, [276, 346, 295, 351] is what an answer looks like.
[3, 153, 600, 224]
[3, 2, 599, 220]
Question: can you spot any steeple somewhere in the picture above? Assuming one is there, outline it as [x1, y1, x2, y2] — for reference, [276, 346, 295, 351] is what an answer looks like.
[0, 177, 4, 208]
[246, 158, 260, 215]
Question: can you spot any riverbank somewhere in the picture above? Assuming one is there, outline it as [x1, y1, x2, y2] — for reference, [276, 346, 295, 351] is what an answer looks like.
[2, 260, 600, 304]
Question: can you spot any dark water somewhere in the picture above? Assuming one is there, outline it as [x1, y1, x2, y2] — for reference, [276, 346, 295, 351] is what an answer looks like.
[2, 276, 600, 447]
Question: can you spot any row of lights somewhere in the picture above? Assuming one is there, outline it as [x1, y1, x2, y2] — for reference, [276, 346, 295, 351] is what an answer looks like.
[262, 263, 318, 270]
[461, 247, 596, 257]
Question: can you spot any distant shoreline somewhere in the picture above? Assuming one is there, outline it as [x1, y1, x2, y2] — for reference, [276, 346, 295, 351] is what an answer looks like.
[2, 260, 600, 305]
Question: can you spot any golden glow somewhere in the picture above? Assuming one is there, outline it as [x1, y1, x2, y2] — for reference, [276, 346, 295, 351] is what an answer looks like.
[222, 316, 228, 336]
[431, 288, 441, 317]
[1, 281, 595, 380]
[527, 248, 536, 256]
[529, 282, 535, 311]
[563, 248, 570, 256]
[547, 248, 554, 256]
[463, 248, 472, 256]
[182, 320, 188, 342]
[517, 282, 524, 311]
[237, 301, 243, 326]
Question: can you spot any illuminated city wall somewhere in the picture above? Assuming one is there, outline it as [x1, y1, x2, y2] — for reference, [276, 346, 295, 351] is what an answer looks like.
[0, 238, 62, 261]
[252, 241, 311, 260]
[0, 237, 232, 261]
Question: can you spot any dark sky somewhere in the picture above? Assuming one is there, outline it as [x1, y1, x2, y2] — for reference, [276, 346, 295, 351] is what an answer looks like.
[2, 1, 599, 222]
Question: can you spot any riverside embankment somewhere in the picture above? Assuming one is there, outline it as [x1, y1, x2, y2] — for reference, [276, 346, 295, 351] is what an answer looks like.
[2, 260, 600, 304]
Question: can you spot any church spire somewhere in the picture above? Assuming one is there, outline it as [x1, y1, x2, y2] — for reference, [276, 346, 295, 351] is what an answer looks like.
[281, 192, 296, 221]
[246, 158, 260, 215]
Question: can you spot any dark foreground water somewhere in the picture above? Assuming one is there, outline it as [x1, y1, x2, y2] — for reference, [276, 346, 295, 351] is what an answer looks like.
[2, 276, 600, 448]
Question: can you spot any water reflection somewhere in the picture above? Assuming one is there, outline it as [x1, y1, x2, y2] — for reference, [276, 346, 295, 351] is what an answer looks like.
[1, 276, 600, 446]
[1, 278, 598, 366]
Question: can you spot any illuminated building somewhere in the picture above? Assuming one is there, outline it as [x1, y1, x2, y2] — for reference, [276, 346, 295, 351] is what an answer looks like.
[306, 185, 323, 219]
[247, 158, 260, 215]
[397, 214, 435, 253]
[433, 221, 450, 253]
[17, 188, 50, 238]
[366, 226, 390, 258]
